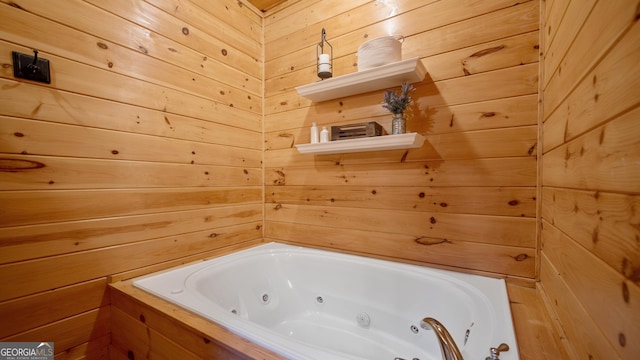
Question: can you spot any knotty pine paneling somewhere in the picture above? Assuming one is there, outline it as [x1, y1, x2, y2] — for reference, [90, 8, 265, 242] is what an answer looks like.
[267, 186, 536, 217]
[0, 278, 109, 339]
[0, 78, 261, 147]
[110, 280, 284, 360]
[263, 0, 540, 279]
[265, 0, 536, 81]
[0, 0, 262, 356]
[540, 0, 640, 359]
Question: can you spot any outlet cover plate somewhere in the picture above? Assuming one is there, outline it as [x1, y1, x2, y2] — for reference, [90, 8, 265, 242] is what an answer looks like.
[12, 51, 51, 84]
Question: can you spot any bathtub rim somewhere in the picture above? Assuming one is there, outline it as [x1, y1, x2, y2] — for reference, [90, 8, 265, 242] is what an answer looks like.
[131, 241, 520, 359]
[109, 240, 562, 359]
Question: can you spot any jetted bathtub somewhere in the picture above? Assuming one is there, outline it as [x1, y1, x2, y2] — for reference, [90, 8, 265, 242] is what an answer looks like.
[134, 243, 519, 360]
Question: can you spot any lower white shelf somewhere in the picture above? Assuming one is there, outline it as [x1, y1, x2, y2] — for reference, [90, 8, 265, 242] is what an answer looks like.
[295, 132, 425, 155]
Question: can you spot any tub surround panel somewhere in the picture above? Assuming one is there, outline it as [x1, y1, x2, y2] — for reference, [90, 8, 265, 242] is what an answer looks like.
[264, 223, 536, 278]
[267, 186, 537, 217]
[110, 279, 281, 360]
[506, 284, 566, 359]
[0, 0, 263, 355]
[539, 0, 640, 358]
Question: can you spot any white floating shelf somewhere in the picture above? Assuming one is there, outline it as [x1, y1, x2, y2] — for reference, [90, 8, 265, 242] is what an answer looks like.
[295, 57, 427, 102]
[295, 133, 425, 155]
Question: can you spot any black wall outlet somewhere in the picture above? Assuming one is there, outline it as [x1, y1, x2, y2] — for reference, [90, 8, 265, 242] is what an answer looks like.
[12, 51, 51, 84]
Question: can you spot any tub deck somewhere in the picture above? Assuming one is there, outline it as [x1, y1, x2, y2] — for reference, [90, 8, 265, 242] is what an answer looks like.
[109, 277, 565, 360]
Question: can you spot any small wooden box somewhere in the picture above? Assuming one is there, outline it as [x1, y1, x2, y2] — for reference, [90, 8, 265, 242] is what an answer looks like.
[331, 122, 385, 141]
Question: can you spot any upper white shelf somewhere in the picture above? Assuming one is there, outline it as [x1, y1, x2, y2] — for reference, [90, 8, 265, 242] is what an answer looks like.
[295, 57, 427, 102]
[295, 133, 425, 155]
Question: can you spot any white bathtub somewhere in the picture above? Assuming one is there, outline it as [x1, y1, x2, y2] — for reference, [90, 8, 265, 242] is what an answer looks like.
[134, 243, 519, 360]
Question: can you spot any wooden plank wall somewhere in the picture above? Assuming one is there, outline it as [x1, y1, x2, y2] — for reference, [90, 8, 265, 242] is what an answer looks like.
[0, 0, 263, 357]
[540, 0, 640, 359]
[264, 0, 540, 279]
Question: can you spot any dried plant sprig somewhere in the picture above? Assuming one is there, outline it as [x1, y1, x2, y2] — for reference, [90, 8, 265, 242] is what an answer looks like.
[382, 82, 414, 114]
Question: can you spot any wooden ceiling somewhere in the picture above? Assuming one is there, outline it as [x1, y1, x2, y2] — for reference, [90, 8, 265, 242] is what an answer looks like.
[247, 0, 288, 12]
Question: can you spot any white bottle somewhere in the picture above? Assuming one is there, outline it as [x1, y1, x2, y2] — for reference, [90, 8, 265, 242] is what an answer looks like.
[320, 126, 330, 143]
[310, 122, 319, 144]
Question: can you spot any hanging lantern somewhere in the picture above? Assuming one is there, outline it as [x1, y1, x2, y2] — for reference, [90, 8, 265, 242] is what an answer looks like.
[316, 28, 333, 79]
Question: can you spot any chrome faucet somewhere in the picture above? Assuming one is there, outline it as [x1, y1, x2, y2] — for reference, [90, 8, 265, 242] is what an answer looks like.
[420, 317, 464, 360]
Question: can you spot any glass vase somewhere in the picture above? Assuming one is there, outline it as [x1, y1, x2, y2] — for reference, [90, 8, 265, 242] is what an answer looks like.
[391, 113, 406, 135]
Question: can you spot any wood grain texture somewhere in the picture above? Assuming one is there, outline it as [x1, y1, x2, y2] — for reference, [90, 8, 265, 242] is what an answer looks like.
[110, 279, 283, 360]
[1, 307, 111, 354]
[267, 185, 536, 217]
[0, 0, 262, 355]
[265, 222, 535, 277]
[0, 278, 109, 338]
[263, 0, 539, 280]
[541, 223, 639, 359]
[4, 0, 636, 358]
[540, 0, 640, 358]
[506, 283, 566, 360]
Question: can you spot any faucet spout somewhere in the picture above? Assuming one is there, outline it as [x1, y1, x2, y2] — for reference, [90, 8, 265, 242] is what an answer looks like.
[420, 317, 464, 360]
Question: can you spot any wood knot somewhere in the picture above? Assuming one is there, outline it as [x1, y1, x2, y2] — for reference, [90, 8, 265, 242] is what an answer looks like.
[622, 282, 630, 303]
[0, 159, 46, 172]
[469, 45, 505, 58]
[182, 27, 190, 35]
[514, 254, 529, 261]
[415, 237, 450, 246]
[139, 314, 146, 323]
